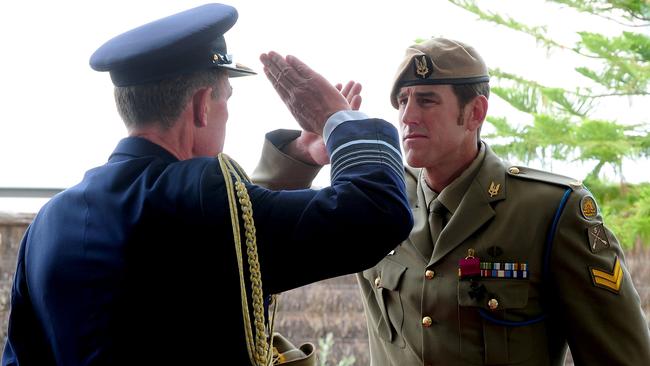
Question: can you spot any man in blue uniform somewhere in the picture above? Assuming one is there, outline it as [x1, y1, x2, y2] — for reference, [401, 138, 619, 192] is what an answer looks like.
[1, 3, 412, 365]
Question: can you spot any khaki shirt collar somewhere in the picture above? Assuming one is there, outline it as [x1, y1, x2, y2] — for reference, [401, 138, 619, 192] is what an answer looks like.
[420, 142, 487, 214]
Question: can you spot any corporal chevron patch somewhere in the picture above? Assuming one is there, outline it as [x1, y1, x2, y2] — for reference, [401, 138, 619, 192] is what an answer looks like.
[590, 256, 623, 294]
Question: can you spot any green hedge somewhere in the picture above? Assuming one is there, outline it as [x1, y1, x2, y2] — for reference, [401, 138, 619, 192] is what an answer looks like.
[585, 178, 650, 249]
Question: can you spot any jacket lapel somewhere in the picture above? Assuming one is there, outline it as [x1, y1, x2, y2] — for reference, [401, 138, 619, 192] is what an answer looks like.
[430, 146, 507, 265]
[405, 168, 433, 262]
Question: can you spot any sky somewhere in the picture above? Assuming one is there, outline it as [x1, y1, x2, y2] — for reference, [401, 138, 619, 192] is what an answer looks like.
[0, 0, 648, 212]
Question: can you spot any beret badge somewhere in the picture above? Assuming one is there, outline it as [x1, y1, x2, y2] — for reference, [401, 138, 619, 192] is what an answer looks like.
[414, 55, 433, 79]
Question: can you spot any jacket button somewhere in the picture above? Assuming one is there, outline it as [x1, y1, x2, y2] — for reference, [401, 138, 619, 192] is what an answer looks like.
[425, 270, 435, 280]
[422, 316, 433, 327]
[374, 277, 381, 288]
[488, 298, 499, 310]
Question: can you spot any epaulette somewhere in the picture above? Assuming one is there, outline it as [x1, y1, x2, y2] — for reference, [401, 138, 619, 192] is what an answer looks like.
[506, 166, 584, 191]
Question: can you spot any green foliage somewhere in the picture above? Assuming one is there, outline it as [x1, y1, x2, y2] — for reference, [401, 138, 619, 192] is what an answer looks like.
[448, 0, 650, 246]
[448, 0, 650, 180]
[318, 332, 355, 366]
[575, 31, 650, 92]
[484, 114, 575, 164]
[489, 69, 596, 117]
[551, 0, 650, 25]
[586, 179, 650, 248]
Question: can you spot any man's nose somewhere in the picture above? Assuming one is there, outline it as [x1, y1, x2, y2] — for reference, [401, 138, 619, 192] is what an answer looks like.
[400, 100, 420, 126]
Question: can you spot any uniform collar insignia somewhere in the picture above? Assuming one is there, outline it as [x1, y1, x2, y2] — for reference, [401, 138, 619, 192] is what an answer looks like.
[488, 181, 500, 197]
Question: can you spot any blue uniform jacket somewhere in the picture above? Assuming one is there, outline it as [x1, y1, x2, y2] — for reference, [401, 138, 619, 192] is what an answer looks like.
[2, 118, 412, 365]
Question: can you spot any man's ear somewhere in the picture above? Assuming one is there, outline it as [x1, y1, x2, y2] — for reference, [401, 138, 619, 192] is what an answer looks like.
[467, 95, 488, 132]
[192, 87, 213, 128]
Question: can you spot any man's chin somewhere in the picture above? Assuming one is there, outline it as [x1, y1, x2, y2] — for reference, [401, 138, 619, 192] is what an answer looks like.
[405, 156, 426, 169]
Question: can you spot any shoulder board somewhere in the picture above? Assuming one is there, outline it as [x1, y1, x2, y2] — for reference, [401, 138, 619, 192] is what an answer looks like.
[506, 166, 584, 191]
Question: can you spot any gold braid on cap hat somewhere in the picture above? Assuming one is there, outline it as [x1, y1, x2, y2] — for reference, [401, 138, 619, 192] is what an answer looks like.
[218, 153, 279, 366]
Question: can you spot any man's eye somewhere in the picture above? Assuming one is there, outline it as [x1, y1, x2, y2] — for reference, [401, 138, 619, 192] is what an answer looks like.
[398, 98, 408, 106]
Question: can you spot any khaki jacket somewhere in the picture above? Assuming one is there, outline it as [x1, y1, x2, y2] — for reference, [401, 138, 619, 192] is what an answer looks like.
[253, 131, 650, 366]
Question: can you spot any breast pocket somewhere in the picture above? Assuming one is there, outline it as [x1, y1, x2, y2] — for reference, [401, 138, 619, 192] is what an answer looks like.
[362, 259, 406, 347]
[458, 279, 543, 365]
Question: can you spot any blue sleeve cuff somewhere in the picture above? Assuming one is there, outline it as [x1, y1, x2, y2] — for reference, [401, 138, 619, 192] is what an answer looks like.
[325, 118, 405, 186]
[322, 110, 369, 144]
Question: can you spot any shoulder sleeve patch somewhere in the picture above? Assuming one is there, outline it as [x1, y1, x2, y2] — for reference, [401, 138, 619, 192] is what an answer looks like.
[587, 223, 610, 253]
[580, 195, 598, 219]
[589, 256, 623, 294]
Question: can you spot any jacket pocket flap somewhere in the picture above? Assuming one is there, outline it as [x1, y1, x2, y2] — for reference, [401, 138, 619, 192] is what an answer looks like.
[378, 260, 406, 291]
[363, 259, 406, 291]
[458, 280, 529, 310]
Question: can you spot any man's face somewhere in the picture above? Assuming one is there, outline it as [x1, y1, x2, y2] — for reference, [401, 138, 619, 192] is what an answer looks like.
[397, 84, 473, 169]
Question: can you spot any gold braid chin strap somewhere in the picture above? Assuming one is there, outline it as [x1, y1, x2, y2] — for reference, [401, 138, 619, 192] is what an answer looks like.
[218, 153, 278, 366]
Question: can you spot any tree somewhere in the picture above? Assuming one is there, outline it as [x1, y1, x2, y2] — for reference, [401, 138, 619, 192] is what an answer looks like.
[448, 0, 650, 184]
[446, 0, 650, 248]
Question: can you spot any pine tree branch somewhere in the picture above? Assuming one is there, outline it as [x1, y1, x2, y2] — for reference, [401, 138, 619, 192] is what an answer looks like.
[580, 91, 650, 98]
[627, 10, 650, 22]
[448, 0, 649, 184]
[494, 67, 649, 99]
[451, 0, 650, 68]
[450, 1, 650, 96]
[592, 14, 650, 27]
[448, 0, 636, 61]
[549, 0, 650, 23]
[629, 14, 650, 22]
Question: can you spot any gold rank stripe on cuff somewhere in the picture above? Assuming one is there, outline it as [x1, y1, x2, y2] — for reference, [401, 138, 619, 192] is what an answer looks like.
[589, 256, 623, 294]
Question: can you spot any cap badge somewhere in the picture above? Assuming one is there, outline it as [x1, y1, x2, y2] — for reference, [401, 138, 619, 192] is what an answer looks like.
[414, 55, 433, 79]
[580, 196, 598, 219]
[488, 181, 500, 197]
[212, 52, 232, 65]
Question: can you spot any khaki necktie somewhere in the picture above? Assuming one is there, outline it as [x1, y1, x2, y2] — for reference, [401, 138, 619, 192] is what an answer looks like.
[426, 199, 447, 258]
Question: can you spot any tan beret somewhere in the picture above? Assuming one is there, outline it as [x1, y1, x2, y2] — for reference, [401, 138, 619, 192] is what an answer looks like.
[390, 37, 489, 108]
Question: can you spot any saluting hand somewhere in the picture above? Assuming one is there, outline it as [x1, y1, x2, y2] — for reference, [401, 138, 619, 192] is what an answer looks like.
[260, 51, 351, 136]
[336, 80, 363, 111]
[279, 80, 364, 166]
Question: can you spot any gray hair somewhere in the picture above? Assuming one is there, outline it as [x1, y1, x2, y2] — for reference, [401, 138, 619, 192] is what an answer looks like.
[114, 69, 227, 130]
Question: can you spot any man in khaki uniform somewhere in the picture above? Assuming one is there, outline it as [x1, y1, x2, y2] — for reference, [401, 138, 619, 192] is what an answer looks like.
[253, 38, 650, 365]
